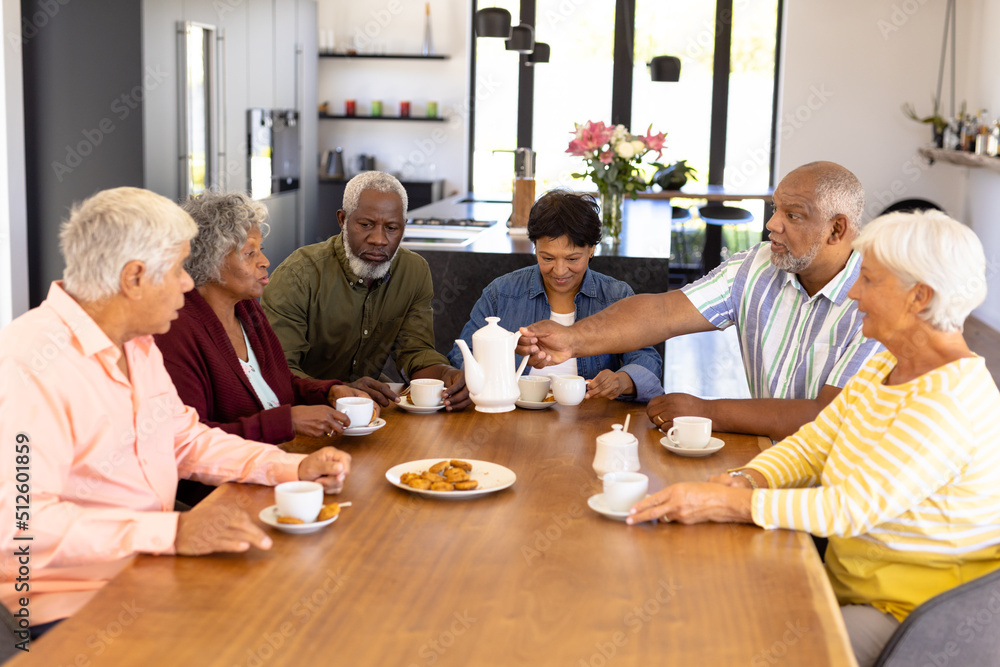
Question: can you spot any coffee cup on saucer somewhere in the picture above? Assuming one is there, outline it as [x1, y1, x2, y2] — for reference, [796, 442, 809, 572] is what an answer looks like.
[603, 472, 649, 512]
[336, 396, 375, 429]
[666, 416, 712, 449]
[551, 375, 586, 406]
[409, 378, 444, 407]
[518, 375, 550, 403]
[275, 481, 323, 523]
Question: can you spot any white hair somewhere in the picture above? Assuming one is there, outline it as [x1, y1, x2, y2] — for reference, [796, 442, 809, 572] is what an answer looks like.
[182, 190, 271, 287]
[799, 161, 865, 234]
[342, 171, 408, 218]
[853, 210, 987, 332]
[60, 187, 198, 302]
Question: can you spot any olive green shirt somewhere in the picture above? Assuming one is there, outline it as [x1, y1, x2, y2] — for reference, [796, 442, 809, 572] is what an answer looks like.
[261, 234, 449, 382]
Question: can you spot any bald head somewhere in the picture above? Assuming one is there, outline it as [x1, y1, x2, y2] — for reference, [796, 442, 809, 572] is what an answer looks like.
[785, 161, 865, 235]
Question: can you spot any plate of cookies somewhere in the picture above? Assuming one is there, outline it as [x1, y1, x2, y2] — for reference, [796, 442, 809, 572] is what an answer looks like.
[386, 458, 516, 499]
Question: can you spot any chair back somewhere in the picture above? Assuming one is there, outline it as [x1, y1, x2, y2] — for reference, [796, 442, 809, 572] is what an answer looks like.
[874, 566, 1000, 666]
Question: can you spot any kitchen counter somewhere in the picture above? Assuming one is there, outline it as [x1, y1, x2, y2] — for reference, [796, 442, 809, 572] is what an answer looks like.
[405, 195, 673, 359]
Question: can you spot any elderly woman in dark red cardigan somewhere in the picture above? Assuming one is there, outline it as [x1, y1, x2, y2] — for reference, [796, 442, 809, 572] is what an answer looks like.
[156, 191, 370, 450]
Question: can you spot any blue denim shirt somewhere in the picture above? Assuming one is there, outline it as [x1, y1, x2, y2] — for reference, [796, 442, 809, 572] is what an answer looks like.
[447, 266, 663, 402]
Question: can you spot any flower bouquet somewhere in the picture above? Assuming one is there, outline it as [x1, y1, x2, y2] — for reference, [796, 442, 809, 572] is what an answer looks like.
[567, 121, 666, 241]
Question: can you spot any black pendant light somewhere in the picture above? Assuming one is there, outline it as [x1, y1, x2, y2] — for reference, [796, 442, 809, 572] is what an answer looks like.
[474, 8, 512, 38]
[505, 23, 534, 53]
[525, 41, 550, 65]
[650, 55, 681, 82]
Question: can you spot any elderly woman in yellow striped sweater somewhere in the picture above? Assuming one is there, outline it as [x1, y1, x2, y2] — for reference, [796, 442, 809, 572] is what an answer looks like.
[628, 209, 1000, 666]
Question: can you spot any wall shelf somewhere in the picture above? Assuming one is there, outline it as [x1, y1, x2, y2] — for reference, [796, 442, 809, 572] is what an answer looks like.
[319, 52, 449, 60]
[319, 113, 444, 122]
[919, 147, 1000, 174]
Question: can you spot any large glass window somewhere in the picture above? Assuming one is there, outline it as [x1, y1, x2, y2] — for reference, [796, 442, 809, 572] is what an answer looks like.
[470, 1, 781, 202]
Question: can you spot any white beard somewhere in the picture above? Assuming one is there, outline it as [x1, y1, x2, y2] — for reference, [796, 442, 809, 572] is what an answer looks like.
[770, 234, 823, 273]
[342, 225, 395, 281]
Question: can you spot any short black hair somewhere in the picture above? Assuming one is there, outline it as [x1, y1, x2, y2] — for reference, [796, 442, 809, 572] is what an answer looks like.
[527, 189, 602, 248]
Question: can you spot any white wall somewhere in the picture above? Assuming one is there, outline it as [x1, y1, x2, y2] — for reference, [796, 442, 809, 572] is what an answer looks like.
[778, 0, 1000, 329]
[1, 0, 29, 325]
[315, 0, 470, 196]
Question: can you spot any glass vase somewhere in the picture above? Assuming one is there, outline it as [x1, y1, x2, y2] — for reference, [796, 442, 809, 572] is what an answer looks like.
[600, 188, 624, 243]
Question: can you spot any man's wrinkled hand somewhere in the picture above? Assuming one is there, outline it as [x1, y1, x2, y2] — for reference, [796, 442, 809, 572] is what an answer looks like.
[175, 503, 272, 555]
[298, 446, 352, 493]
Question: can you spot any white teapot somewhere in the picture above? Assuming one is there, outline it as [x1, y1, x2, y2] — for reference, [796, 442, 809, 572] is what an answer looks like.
[454, 317, 530, 413]
[593, 423, 640, 478]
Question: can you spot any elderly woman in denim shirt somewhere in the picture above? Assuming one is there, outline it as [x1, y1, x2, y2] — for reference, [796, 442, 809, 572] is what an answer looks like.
[447, 190, 663, 402]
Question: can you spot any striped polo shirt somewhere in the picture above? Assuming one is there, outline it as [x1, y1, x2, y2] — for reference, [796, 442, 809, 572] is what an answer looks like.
[682, 243, 882, 399]
[747, 351, 1000, 620]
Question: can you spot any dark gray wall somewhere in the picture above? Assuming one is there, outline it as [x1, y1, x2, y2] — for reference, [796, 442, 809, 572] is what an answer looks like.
[22, 0, 143, 305]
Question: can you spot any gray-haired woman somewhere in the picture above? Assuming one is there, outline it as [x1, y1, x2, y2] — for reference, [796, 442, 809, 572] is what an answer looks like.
[154, 191, 370, 457]
[627, 210, 1000, 666]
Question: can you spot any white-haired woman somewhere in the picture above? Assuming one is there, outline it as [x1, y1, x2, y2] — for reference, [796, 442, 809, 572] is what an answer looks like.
[627, 210, 1000, 667]
[155, 192, 370, 462]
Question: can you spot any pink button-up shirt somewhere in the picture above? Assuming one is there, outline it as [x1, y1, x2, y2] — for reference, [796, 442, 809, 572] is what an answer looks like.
[0, 283, 304, 624]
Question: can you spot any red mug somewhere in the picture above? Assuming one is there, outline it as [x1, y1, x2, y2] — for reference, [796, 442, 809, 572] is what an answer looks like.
[400, 101, 411, 117]
[345, 100, 356, 116]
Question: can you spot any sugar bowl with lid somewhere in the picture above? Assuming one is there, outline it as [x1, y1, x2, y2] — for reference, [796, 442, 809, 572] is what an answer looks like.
[593, 423, 640, 478]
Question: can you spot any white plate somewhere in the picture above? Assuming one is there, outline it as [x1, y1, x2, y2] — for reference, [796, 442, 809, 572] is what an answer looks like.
[587, 493, 634, 521]
[343, 417, 387, 436]
[515, 394, 557, 410]
[395, 396, 446, 414]
[258, 505, 339, 534]
[385, 458, 516, 499]
[660, 436, 725, 458]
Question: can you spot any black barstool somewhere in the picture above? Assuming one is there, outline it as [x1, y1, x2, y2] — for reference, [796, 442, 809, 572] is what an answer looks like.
[699, 204, 754, 272]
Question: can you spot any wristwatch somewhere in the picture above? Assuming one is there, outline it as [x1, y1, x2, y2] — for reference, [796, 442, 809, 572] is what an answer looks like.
[729, 470, 758, 489]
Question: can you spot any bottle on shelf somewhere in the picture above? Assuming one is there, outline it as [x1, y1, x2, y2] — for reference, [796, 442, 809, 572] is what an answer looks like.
[422, 2, 433, 56]
[988, 119, 1000, 157]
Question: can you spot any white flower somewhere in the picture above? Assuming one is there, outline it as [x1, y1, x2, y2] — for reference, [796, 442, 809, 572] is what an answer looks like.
[631, 140, 646, 155]
[616, 142, 636, 159]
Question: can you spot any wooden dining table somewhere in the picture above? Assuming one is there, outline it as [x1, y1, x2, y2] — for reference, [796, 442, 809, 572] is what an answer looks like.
[15, 399, 855, 666]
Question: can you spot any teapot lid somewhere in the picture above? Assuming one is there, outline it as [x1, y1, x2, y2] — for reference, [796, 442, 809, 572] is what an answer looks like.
[472, 316, 514, 341]
[597, 424, 637, 445]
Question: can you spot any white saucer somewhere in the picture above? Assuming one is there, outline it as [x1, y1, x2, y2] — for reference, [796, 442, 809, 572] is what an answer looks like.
[660, 436, 725, 458]
[395, 396, 446, 414]
[587, 493, 637, 521]
[515, 394, 557, 410]
[343, 417, 386, 436]
[258, 505, 339, 534]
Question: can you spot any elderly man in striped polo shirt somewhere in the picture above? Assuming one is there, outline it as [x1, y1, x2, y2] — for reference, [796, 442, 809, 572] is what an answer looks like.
[520, 161, 882, 441]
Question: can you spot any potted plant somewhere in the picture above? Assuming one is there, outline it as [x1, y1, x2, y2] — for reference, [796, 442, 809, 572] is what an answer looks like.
[902, 97, 948, 148]
[651, 160, 698, 190]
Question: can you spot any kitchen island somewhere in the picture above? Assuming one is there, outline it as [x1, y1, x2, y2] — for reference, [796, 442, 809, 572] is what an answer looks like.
[403, 196, 674, 359]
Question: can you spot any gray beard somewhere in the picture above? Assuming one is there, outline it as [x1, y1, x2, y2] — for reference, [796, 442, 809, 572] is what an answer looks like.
[769, 235, 823, 273]
[342, 226, 394, 281]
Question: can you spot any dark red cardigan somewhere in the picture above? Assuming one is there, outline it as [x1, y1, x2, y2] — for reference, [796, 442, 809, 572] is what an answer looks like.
[155, 290, 339, 444]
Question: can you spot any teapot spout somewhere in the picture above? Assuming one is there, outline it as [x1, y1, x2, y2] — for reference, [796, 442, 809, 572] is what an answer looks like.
[454, 339, 485, 395]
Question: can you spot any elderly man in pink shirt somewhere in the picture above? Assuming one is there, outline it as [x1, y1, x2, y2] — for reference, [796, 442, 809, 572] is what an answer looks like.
[0, 187, 352, 636]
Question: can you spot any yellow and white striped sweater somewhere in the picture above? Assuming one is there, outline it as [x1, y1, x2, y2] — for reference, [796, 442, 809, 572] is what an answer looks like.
[747, 351, 1000, 621]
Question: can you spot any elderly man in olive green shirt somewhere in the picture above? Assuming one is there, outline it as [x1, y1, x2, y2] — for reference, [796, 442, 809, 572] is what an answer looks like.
[262, 172, 470, 410]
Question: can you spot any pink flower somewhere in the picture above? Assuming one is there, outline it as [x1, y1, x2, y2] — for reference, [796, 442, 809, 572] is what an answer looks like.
[643, 125, 667, 154]
[598, 150, 614, 164]
[567, 121, 613, 155]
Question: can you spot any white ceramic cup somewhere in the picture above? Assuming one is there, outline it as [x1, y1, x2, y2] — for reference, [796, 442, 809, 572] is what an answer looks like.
[518, 375, 551, 402]
[409, 378, 445, 407]
[551, 375, 586, 406]
[275, 481, 324, 523]
[602, 472, 649, 512]
[336, 396, 375, 429]
[666, 416, 713, 449]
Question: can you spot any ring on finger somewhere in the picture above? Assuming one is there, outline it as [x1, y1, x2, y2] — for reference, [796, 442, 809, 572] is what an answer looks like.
[654, 415, 665, 426]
